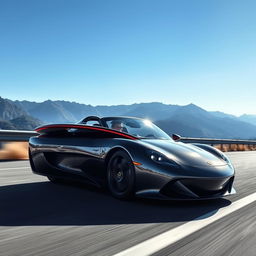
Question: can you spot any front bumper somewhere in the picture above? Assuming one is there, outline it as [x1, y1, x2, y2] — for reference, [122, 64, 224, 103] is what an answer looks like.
[136, 176, 236, 200]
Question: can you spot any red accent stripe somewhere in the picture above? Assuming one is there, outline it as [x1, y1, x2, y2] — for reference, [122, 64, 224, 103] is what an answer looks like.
[133, 161, 142, 166]
[35, 124, 138, 140]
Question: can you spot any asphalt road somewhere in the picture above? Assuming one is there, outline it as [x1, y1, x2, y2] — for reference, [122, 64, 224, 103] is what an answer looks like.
[0, 151, 255, 256]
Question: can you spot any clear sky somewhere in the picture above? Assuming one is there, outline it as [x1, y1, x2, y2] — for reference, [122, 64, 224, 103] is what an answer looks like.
[0, 0, 255, 115]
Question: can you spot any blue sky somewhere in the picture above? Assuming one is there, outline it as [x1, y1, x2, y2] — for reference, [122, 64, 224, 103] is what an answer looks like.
[0, 0, 255, 115]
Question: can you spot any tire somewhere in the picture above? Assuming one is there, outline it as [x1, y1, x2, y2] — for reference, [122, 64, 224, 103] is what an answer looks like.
[107, 150, 135, 199]
[28, 148, 36, 172]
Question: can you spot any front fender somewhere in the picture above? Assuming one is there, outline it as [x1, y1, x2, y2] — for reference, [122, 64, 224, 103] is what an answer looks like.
[192, 143, 228, 161]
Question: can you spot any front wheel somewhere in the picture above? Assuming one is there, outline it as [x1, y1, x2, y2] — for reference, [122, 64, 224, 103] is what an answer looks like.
[107, 151, 135, 199]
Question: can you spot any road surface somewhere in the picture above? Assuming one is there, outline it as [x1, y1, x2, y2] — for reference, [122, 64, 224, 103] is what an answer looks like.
[0, 151, 255, 256]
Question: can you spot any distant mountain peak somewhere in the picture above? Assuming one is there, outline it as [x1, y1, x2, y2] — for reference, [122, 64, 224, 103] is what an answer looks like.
[240, 114, 255, 118]
[177, 103, 208, 116]
[0, 98, 41, 130]
[183, 103, 203, 109]
[0, 97, 27, 120]
[238, 114, 256, 126]
[187, 103, 197, 107]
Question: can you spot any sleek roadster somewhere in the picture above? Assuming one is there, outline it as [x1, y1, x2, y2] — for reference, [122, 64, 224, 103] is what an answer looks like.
[29, 116, 235, 200]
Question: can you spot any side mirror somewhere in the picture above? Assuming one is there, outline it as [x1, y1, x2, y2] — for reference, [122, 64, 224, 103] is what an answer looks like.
[172, 134, 181, 141]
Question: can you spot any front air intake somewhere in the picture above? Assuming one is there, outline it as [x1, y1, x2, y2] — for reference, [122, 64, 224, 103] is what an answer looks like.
[160, 177, 234, 199]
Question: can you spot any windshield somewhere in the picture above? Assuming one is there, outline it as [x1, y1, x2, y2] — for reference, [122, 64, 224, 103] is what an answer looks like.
[104, 118, 171, 140]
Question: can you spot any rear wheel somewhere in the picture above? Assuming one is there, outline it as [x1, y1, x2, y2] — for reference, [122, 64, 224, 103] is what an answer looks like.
[107, 151, 135, 199]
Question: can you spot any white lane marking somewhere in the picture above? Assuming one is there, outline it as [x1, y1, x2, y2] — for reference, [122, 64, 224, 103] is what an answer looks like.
[0, 167, 30, 171]
[113, 192, 256, 256]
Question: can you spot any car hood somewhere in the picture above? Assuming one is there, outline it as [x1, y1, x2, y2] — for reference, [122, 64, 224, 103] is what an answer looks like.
[140, 139, 227, 167]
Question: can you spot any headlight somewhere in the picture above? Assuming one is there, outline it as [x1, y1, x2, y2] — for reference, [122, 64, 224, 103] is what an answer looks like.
[150, 153, 163, 162]
[149, 151, 180, 168]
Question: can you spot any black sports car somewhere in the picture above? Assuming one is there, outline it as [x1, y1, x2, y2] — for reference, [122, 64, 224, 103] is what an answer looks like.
[29, 116, 236, 200]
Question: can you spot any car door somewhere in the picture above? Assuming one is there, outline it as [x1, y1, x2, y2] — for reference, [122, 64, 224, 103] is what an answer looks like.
[50, 128, 105, 185]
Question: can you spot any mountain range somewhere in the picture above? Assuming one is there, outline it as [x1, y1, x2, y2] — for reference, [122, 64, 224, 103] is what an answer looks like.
[1, 96, 256, 139]
[0, 97, 41, 130]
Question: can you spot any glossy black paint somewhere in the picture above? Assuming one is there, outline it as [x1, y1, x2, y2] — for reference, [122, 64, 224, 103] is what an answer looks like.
[29, 116, 235, 200]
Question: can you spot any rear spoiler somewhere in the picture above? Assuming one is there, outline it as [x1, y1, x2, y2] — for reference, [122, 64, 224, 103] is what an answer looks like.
[35, 124, 138, 140]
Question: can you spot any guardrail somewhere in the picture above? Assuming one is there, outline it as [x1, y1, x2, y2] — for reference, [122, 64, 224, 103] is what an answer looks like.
[180, 137, 256, 145]
[1, 129, 256, 146]
[0, 130, 37, 142]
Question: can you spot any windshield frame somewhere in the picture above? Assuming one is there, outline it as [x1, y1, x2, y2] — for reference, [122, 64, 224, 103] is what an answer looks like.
[101, 117, 172, 140]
